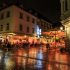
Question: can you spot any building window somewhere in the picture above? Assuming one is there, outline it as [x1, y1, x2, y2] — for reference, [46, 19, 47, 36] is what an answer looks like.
[0, 13, 4, 19]
[32, 28, 34, 33]
[6, 11, 10, 17]
[19, 12, 23, 19]
[32, 18, 35, 23]
[27, 26, 29, 33]
[6, 23, 10, 30]
[26, 16, 30, 22]
[44, 23, 46, 27]
[41, 22, 42, 26]
[19, 24, 23, 31]
[63, 1, 66, 12]
[0, 25, 3, 31]
[65, 0, 68, 11]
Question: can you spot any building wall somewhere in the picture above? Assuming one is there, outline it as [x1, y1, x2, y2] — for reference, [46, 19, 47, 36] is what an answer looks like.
[60, 0, 70, 47]
[11, 5, 38, 35]
[0, 5, 37, 35]
[0, 5, 52, 36]
[0, 6, 14, 33]
[60, 0, 70, 20]
[40, 19, 52, 32]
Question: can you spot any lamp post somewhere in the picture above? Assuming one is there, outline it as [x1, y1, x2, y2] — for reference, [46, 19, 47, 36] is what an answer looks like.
[60, 26, 65, 49]
[60, 27, 63, 31]
[54, 27, 63, 49]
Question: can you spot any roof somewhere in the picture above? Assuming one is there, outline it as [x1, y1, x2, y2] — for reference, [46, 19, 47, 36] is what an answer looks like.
[27, 8, 52, 23]
[0, 4, 52, 23]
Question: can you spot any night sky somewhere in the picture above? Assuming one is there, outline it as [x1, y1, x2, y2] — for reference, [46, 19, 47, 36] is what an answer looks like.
[0, 0, 61, 26]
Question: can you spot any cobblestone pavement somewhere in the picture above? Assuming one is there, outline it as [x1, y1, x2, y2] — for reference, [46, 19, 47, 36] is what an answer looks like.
[0, 45, 70, 70]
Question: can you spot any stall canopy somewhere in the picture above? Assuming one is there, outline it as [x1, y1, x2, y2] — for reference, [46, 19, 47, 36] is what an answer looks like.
[42, 31, 66, 38]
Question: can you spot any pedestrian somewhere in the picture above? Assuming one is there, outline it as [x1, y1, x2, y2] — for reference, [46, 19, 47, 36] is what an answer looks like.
[46, 43, 50, 49]
[6, 42, 12, 51]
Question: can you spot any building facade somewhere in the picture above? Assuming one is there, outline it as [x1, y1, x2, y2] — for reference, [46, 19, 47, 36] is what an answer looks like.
[0, 5, 52, 42]
[60, 0, 70, 47]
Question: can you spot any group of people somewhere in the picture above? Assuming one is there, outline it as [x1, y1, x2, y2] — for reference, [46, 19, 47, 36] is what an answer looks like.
[46, 43, 50, 49]
[0, 38, 51, 51]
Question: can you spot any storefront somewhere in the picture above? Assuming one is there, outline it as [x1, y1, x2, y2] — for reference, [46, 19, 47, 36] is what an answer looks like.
[42, 31, 66, 48]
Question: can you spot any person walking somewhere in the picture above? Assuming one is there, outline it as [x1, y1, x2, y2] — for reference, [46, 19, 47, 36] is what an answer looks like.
[46, 43, 50, 50]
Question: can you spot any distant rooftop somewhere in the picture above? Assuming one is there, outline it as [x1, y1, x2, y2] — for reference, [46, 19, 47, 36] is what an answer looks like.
[0, 3, 52, 23]
[27, 8, 52, 23]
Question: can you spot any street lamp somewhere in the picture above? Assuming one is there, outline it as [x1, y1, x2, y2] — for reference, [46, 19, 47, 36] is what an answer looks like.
[60, 26, 63, 31]
[54, 27, 63, 49]
[60, 26, 65, 49]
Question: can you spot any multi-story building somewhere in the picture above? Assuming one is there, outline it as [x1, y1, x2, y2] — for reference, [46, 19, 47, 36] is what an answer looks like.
[0, 5, 52, 43]
[60, 0, 70, 47]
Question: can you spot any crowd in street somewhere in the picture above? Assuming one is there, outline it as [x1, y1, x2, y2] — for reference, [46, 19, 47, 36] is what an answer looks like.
[0, 37, 65, 52]
[0, 38, 46, 50]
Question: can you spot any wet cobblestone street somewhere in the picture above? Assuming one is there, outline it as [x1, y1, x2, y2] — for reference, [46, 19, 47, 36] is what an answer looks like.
[0, 45, 70, 70]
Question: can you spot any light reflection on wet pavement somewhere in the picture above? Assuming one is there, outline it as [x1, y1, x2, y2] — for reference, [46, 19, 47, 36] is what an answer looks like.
[0, 46, 70, 70]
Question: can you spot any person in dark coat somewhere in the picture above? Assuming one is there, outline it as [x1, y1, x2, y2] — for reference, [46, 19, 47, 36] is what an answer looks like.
[46, 43, 50, 49]
[6, 42, 11, 51]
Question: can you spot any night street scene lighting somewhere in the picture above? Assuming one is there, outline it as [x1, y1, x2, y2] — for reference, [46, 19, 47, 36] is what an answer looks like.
[0, 0, 69, 70]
